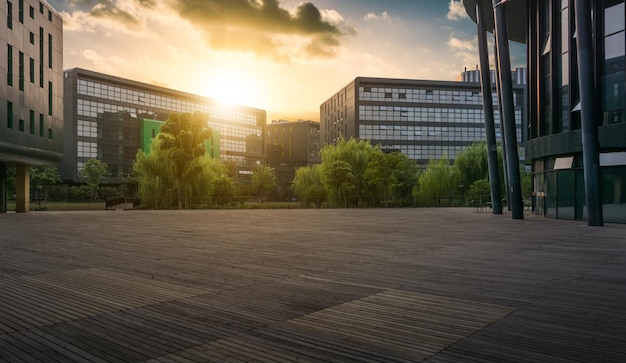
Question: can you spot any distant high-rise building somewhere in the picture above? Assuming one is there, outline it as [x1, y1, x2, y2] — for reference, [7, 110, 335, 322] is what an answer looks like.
[266, 120, 320, 198]
[0, 0, 63, 212]
[457, 66, 527, 85]
[61, 68, 266, 184]
[320, 77, 525, 165]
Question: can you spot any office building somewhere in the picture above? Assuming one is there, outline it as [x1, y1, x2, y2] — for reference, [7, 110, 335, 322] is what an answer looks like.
[0, 0, 63, 212]
[266, 120, 321, 198]
[320, 77, 525, 165]
[61, 68, 266, 184]
[463, 0, 626, 224]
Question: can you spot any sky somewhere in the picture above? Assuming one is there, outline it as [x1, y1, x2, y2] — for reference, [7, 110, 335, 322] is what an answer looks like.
[50, 0, 526, 122]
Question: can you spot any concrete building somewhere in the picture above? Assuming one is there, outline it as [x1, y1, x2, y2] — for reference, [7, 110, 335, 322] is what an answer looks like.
[0, 0, 63, 212]
[61, 68, 266, 184]
[463, 0, 626, 224]
[266, 120, 320, 198]
[320, 77, 525, 165]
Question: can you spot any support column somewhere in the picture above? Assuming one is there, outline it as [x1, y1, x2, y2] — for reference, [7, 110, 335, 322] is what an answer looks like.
[15, 164, 30, 213]
[0, 162, 6, 213]
[476, 1, 502, 214]
[493, 0, 524, 219]
[574, 0, 603, 226]
[494, 44, 511, 209]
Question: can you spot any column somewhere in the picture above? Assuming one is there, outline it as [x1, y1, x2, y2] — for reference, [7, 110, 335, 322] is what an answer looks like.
[15, 164, 30, 213]
[493, 0, 524, 219]
[574, 0, 603, 226]
[476, 1, 502, 214]
[0, 162, 6, 213]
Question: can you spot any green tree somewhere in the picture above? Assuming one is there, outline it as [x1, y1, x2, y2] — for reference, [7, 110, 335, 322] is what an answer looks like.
[322, 159, 355, 207]
[320, 137, 374, 206]
[30, 167, 61, 208]
[81, 159, 108, 202]
[393, 154, 420, 205]
[252, 166, 277, 202]
[364, 150, 403, 207]
[413, 158, 458, 207]
[454, 142, 506, 198]
[133, 137, 176, 208]
[292, 164, 326, 208]
[158, 111, 212, 208]
[466, 178, 491, 203]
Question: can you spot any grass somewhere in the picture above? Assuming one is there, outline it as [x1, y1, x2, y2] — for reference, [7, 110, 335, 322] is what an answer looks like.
[6, 201, 106, 212]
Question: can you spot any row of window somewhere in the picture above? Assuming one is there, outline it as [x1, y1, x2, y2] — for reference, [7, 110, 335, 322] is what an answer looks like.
[77, 79, 259, 126]
[359, 124, 522, 143]
[6, 0, 53, 29]
[5, 101, 53, 138]
[358, 87, 520, 105]
[7, 33, 51, 88]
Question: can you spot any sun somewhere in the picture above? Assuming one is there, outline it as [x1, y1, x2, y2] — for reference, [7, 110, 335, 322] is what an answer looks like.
[203, 70, 261, 107]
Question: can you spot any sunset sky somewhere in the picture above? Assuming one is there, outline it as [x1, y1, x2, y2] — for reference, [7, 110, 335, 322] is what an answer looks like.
[50, 0, 526, 122]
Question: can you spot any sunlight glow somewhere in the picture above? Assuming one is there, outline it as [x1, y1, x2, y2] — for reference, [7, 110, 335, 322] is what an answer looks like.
[203, 71, 260, 107]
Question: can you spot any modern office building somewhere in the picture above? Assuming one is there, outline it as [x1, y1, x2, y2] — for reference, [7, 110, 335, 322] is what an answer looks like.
[0, 0, 63, 212]
[320, 77, 525, 165]
[463, 0, 626, 224]
[266, 119, 321, 198]
[61, 68, 266, 184]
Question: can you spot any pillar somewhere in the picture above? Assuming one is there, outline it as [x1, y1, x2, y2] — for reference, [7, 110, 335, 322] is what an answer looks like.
[476, 1, 502, 214]
[574, 0, 603, 226]
[0, 162, 6, 213]
[15, 164, 30, 213]
[493, 0, 524, 219]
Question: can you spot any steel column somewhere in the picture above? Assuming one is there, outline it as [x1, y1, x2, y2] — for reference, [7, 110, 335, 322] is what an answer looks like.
[493, 0, 524, 219]
[494, 44, 511, 209]
[574, 0, 603, 226]
[476, 2, 502, 214]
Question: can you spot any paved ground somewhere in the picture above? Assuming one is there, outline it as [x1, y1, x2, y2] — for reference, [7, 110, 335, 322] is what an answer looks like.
[0, 208, 625, 362]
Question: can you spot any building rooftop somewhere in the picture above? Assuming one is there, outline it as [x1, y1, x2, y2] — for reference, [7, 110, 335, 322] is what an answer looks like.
[1, 208, 625, 361]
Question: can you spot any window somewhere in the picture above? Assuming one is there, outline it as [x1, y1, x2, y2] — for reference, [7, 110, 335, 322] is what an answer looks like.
[29, 57, 34, 83]
[364, 87, 371, 92]
[39, 28, 44, 87]
[18, 0, 22, 23]
[399, 93, 406, 99]
[19, 119, 24, 132]
[48, 34, 52, 68]
[48, 81, 52, 115]
[7, 1, 12, 29]
[39, 1, 43, 14]
[39, 114, 44, 137]
[29, 5, 33, 18]
[385, 92, 392, 98]
[47, 9, 51, 21]
[29, 32, 34, 44]
[7, 44, 12, 86]
[29, 110, 34, 134]
[48, 128, 53, 139]
[7, 102, 13, 128]
[18, 51, 23, 91]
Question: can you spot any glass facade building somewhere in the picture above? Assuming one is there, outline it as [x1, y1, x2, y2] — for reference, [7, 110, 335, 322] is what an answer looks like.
[61, 68, 266, 184]
[464, 0, 626, 224]
[1, 0, 63, 212]
[320, 77, 525, 165]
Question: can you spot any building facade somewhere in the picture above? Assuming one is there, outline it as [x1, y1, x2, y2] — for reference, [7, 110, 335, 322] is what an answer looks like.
[61, 68, 266, 184]
[0, 0, 63, 212]
[320, 77, 525, 165]
[464, 0, 626, 224]
[266, 120, 320, 198]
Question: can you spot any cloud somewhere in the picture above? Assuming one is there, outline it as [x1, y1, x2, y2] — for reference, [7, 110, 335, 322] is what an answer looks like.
[171, 0, 354, 59]
[364, 11, 390, 22]
[447, 0, 469, 21]
[448, 34, 479, 65]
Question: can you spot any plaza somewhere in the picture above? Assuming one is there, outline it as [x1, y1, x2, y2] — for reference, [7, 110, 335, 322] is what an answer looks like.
[0, 208, 624, 361]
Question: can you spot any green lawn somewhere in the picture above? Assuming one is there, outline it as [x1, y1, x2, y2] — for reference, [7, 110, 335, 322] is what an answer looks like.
[6, 201, 106, 212]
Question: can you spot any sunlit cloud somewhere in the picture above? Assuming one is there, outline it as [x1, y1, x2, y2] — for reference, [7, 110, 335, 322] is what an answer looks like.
[448, 34, 479, 66]
[447, 0, 469, 21]
[170, 0, 354, 59]
[364, 11, 390, 22]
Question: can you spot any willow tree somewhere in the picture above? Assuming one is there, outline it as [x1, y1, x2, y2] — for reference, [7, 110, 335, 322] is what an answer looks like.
[158, 111, 212, 209]
[133, 137, 176, 209]
[292, 164, 326, 208]
[320, 137, 374, 206]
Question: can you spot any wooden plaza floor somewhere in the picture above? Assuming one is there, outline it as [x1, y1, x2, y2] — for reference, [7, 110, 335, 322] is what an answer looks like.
[0, 208, 625, 362]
